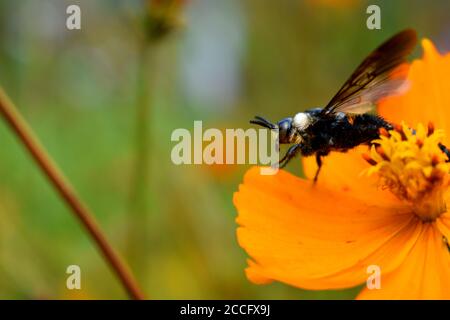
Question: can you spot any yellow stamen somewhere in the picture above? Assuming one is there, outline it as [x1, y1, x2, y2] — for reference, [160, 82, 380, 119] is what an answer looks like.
[364, 122, 450, 221]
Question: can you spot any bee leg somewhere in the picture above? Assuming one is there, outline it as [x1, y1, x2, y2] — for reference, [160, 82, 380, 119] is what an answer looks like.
[313, 152, 328, 182]
[313, 154, 322, 182]
[278, 144, 301, 168]
[443, 236, 450, 252]
[439, 143, 450, 162]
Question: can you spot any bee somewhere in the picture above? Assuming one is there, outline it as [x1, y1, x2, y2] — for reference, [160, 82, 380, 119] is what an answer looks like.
[251, 29, 450, 181]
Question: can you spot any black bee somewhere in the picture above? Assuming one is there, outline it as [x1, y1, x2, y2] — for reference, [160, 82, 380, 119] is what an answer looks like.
[251, 29, 450, 181]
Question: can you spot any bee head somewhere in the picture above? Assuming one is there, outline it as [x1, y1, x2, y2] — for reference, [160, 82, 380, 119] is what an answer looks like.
[277, 117, 293, 144]
[250, 116, 296, 144]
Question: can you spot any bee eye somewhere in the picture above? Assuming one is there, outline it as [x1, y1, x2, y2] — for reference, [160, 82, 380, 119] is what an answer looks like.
[277, 118, 292, 143]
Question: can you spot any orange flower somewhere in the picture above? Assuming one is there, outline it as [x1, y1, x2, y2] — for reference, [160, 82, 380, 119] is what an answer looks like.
[234, 39, 450, 299]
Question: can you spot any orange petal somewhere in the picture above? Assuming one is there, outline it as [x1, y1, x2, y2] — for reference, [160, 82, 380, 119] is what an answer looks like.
[302, 146, 398, 204]
[357, 223, 450, 299]
[378, 39, 450, 144]
[234, 167, 417, 290]
[302, 147, 367, 183]
[435, 211, 450, 242]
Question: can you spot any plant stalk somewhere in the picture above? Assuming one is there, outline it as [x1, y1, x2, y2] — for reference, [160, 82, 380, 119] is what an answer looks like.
[0, 87, 145, 300]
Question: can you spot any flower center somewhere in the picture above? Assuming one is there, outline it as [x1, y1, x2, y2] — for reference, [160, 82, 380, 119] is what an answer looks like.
[363, 122, 450, 221]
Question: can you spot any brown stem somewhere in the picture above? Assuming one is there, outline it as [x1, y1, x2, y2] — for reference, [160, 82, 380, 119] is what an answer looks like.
[0, 87, 145, 300]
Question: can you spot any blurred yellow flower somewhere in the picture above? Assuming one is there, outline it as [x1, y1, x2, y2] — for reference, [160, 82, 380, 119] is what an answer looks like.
[145, 0, 187, 41]
[234, 38, 450, 299]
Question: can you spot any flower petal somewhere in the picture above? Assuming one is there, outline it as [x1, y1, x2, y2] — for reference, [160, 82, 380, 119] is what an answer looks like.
[435, 211, 450, 243]
[234, 167, 418, 290]
[378, 39, 450, 144]
[357, 223, 450, 299]
[302, 146, 398, 204]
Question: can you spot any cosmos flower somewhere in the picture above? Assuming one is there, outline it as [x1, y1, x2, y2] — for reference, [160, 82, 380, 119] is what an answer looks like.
[233, 38, 450, 299]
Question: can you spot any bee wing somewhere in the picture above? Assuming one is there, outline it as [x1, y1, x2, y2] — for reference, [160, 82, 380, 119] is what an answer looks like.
[321, 29, 417, 116]
[332, 77, 410, 114]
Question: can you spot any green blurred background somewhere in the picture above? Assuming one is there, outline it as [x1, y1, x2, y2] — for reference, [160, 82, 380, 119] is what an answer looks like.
[0, 0, 448, 299]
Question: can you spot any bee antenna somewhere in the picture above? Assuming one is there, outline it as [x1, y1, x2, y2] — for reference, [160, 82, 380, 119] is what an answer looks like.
[250, 116, 277, 130]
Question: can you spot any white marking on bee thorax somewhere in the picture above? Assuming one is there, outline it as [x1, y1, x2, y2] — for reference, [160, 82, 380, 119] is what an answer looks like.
[293, 112, 312, 131]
